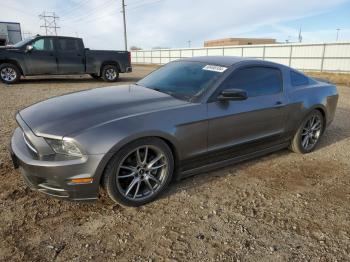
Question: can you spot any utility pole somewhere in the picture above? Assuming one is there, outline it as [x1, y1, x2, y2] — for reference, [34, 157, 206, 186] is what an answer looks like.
[121, 0, 128, 50]
[336, 28, 341, 41]
[39, 11, 60, 36]
[298, 27, 302, 43]
[187, 40, 191, 48]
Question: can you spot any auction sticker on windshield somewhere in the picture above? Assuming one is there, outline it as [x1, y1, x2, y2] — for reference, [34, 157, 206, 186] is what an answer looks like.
[203, 65, 227, 73]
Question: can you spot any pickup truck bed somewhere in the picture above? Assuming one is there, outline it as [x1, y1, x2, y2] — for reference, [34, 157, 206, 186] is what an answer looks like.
[85, 49, 131, 74]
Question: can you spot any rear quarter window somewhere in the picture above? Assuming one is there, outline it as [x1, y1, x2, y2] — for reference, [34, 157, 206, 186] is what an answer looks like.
[290, 71, 309, 86]
[57, 38, 80, 52]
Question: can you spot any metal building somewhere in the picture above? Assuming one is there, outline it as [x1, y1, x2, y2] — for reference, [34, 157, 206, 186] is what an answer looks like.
[204, 38, 276, 47]
[0, 22, 22, 46]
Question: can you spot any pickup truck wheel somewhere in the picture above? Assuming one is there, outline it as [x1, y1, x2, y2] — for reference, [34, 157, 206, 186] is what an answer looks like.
[102, 65, 119, 82]
[0, 63, 21, 84]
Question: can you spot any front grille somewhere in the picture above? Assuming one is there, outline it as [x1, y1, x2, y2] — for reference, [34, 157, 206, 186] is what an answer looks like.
[23, 133, 38, 155]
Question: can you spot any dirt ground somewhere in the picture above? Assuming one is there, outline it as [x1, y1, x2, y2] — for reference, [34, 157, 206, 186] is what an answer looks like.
[0, 66, 349, 261]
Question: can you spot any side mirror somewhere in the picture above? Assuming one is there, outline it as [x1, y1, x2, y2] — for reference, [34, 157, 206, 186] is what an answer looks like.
[25, 45, 33, 52]
[218, 89, 248, 101]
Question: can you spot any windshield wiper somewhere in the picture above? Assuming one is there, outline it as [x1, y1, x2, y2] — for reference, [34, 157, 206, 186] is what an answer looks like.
[152, 88, 174, 96]
[152, 88, 182, 98]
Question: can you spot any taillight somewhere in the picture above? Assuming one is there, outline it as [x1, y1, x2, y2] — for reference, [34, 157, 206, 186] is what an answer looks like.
[128, 52, 131, 65]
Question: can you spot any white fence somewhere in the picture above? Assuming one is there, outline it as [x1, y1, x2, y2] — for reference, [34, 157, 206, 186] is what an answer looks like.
[131, 42, 350, 72]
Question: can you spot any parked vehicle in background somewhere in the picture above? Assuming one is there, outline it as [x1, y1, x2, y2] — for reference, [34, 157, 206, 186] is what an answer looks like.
[0, 35, 132, 84]
[10, 57, 338, 206]
[0, 22, 22, 46]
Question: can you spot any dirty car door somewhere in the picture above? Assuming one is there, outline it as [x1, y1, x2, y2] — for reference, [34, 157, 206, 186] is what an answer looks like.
[24, 37, 57, 75]
[56, 37, 85, 74]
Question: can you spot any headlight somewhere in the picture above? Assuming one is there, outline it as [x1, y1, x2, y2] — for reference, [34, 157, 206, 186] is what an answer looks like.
[45, 138, 83, 156]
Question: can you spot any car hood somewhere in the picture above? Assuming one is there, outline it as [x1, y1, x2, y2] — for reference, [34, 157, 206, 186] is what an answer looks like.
[19, 84, 189, 138]
[0, 46, 19, 51]
[0, 47, 20, 55]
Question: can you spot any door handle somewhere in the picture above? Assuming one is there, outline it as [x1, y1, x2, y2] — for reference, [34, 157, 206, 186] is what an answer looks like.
[274, 101, 285, 108]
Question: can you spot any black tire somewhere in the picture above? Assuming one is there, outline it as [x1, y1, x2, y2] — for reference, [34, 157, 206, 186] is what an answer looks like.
[101, 65, 119, 82]
[102, 138, 174, 206]
[290, 110, 324, 154]
[0, 63, 21, 84]
[90, 73, 101, 80]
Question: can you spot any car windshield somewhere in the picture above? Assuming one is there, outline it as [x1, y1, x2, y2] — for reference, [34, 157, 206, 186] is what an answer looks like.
[137, 61, 226, 101]
[12, 37, 34, 48]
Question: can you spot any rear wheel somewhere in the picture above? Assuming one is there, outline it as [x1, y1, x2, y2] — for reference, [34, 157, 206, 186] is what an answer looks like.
[101, 65, 119, 82]
[0, 63, 21, 84]
[102, 138, 174, 206]
[290, 110, 324, 154]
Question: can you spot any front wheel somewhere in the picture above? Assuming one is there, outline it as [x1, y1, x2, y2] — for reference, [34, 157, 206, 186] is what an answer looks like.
[0, 63, 21, 84]
[290, 110, 324, 154]
[102, 138, 174, 206]
[101, 65, 119, 82]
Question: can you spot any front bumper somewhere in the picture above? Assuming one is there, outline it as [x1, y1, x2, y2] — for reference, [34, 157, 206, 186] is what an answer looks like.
[10, 127, 104, 201]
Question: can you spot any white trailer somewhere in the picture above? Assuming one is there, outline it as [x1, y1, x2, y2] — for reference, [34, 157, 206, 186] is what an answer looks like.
[0, 22, 22, 46]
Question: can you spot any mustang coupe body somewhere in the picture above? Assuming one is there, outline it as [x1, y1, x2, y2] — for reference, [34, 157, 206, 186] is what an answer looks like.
[10, 56, 338, 206]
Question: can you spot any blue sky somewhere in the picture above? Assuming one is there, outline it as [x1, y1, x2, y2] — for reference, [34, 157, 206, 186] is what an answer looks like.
[1, 0, 350, 49]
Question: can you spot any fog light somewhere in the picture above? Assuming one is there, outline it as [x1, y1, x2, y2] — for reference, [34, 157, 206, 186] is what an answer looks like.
[69, 178, 93, 184]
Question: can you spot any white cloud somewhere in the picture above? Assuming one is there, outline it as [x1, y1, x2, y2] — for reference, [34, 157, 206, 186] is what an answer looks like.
[0, 0, 349, 50]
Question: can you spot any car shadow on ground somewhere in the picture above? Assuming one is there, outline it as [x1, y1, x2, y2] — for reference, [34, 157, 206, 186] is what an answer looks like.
[317, 106, 350, 150]
[160, 149, 292, 201]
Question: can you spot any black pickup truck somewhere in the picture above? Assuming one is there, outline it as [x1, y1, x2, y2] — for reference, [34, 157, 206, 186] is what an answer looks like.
[0, 35, 132, 84]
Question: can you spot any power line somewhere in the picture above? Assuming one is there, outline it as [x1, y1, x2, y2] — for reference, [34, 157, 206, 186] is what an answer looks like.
[2, 3, 35, 17]
[62, 0, 117, 23]
[126, 0, 160, 8]
[124, 0, 165, 11]
[60, 6, 118, 27]
[59, 0, 92, 17]
[22, 31, 32, 40]
[39, 11, 60, 36]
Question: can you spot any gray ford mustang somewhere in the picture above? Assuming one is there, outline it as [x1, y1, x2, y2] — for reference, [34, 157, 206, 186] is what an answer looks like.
[10, 56, 338, 206]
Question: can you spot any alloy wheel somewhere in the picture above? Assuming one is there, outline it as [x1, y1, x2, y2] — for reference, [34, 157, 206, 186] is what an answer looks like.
[105, 68, 117, 80]
[116, 145, 169, 201]
[1, 67, 17, 82]
[300, 114, 323, 150]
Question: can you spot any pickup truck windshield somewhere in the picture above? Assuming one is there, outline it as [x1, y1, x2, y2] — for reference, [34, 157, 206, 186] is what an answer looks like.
[137, 61, 225, 100]
[13, 37, 34, 48]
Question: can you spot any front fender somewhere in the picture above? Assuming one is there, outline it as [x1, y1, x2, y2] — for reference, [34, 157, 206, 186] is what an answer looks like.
[0, 58, 26, 75]
[77, 127, 180, 186]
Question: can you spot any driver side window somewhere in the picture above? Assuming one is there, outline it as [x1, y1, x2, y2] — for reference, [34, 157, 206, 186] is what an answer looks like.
[32, 38, 53, 51]
[221, 66, 283, 97]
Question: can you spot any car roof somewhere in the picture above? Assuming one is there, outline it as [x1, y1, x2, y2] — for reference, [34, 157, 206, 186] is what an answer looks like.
[34, 35, 82, 40]
[180, 56, 258, 67]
